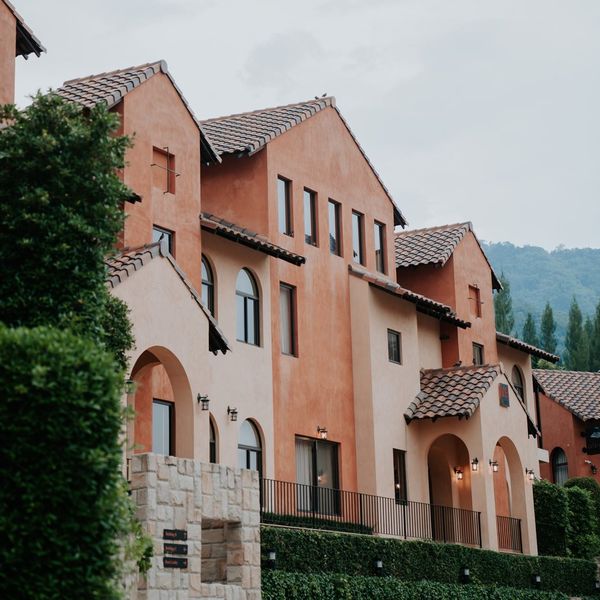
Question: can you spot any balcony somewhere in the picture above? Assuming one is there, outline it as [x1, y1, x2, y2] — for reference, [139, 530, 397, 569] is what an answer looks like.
[261, 478, 483, 548]
[497, 515, 523, 553]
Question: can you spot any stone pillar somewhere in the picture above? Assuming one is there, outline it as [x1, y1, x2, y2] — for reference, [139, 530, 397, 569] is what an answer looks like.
[130, 453, 261, 600]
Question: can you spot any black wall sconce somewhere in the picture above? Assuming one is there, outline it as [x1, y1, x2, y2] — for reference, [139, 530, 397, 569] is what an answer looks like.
[373, 558, 384, 576]
[227, 406, 238, 421]
[489, 459, 499, 473]
[454, 467, 464, 481]
[525, 468, 535, 482]
[317, 426, 328, 440]
[460, 566, 470, 584]
[471, 457, 479, 472]
[197, 394, 210, 411]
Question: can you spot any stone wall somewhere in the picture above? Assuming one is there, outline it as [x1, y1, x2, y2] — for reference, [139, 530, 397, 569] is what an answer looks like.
[129, 453, 261, 600]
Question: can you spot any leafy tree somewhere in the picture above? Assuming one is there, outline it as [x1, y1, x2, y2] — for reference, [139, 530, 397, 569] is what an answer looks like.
[0, 93, 133, 367]
[564, 298, 589, 371]
[564, 477, 600, 536]
[494, 273, 515, 335]
[540, 302, 558, 355]
[564, 486, 600, 559]
[590, 301, 600, 372]
[522, 313, 540, 367]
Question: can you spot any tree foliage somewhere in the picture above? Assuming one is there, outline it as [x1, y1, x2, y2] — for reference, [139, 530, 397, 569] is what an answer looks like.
[540, 302, 558, 356]
[522, 313, 540, 367]
[590, 301, 600, 372]
[495, 273, 515, 335]
[564, 298, 589, 371]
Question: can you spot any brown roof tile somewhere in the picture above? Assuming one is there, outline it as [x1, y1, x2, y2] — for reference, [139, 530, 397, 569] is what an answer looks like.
[201, 97, 406, 227]
[106, 242, 230, 354]
[3, 0, 45, 58]
[405, 364, 501, 422]
[533, 369, 600, 421]
[348, 263, 470, 328]
[395, 222, 501, 290]
[201, 212, 305, 266]
[497, 332, 559, 363]
[55, 60, 220, 164]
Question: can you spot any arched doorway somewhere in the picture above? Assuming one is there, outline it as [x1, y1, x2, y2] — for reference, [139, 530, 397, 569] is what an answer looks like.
[128, 346, 194, 458]
[427, 434, 473, 542]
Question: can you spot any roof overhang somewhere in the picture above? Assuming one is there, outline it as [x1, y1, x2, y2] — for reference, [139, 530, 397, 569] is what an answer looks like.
[497, 332, 559, 363]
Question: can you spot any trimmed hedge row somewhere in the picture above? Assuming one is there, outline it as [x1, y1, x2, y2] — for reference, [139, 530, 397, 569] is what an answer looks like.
[261, 526, 598, 597]
[262, 571, 570, 600]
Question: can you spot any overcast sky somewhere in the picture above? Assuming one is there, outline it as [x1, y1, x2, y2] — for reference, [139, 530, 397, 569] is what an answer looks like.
[14, 0, 600, 250]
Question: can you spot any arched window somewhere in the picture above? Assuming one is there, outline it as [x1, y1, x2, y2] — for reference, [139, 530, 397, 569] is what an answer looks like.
[209, 416, 217, 464]
[551, 448, 568, 485]
[201, 255, 215, 315]
[236, 269, 259, 345]
[238, 419, 262, 477]
[512, 366, 525, 401]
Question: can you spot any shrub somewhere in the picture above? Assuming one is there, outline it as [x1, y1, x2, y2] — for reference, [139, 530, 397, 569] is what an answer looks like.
[533, 479, 569, 556]
[0, 326, 131, 599]
[565, 486, 600, 559]
[261, 526, 598, 597]
[262, 571, 570, 600]
[565, 477, 600, 535]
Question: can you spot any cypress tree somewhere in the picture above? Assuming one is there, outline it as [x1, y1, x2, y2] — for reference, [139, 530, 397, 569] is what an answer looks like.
[522, 313, 540, 367]
[540, 302, 558, 355]
[564, 298, 588, 371]
[494, 273, 515, 335]
[590, 301, 600, 372]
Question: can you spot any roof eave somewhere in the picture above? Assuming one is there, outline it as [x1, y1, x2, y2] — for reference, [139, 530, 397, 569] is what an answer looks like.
[497, 332, 560, 363]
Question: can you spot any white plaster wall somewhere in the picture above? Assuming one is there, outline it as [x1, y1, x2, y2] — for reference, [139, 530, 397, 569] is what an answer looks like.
[417, 313, 443, 370]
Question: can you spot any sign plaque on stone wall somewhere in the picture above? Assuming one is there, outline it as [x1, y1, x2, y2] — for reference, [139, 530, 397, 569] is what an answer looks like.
[163, 528, 187, 541]
[164, 543, 188, 555]
[163, 556, 188, 569]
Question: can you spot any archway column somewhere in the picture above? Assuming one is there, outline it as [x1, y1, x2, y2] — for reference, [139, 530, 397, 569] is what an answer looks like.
[470, 454, 499, 551]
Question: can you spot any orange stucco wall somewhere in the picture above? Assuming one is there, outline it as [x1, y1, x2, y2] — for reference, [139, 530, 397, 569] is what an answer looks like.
[0, 1, 16, 105]
[538, 392, 600, 483]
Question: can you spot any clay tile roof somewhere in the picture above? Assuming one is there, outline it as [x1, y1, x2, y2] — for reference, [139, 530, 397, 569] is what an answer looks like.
[405, 364, 501, 423]
[533, 369, 600, 421]
[497, 332, 559, 363]
[105, 242, 230, 354]
[395, 222, 501, 290]
[3, 0, 45, 58]
[200, 212, 305, 266]
[348, 263, 470, 328]
[55, 60, 220, 164]
[201, 97, 406, 227]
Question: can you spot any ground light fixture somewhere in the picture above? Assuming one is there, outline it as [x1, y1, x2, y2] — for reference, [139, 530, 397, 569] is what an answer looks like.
[454, 467, 464, 481]
[373, 559, 384, 576]
[525, 468, 535, 482]
[317, 426, 328, 440]
[460, 566, 470, 584]
[532, 574, 542, 589]
[489, 459, 499, 473]
[471, 457, 479, 472]
[197, 394, 210, 411]
[594, 580, 600, 592]
[227, 406, 238, 421]
[266, 549, 276, 570]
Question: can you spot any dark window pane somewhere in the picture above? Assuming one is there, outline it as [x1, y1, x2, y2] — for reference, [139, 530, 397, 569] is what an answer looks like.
[388, 329, 401, 363]
[209, 419, 217, 463]
[278, 177, 291, 235]
[329, 200, 340, 255]
[280, 284, 295, 355]
[473, 343, 484, 365]
[247, 298, 257, 344]
[304, 190, 316, 245]
[393, 449, 407, 502]
[374, 222, 385, 273]
[238, 448, 247, 469]
[236, 294, 245, 341]
[352, 212, 363, 264]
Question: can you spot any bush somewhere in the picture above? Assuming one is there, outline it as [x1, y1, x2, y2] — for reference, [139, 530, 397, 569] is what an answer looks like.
[262, 571, 570, 600]
[261, 526, 598, 597]
[565, 477, 600, 534]
[533, 479, 569, 556]
[565, 486, 600, 559]
[0, 326, 131, 599]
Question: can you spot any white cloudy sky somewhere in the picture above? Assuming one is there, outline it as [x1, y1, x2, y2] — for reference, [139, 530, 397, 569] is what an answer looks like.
[14, 0, 600, 249]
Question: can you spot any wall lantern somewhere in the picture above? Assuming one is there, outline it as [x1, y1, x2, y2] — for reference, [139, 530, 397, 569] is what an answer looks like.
[532, 574, 541, 588]
[489, 459, 499, 473]
[525, 468, 535, 482]
[460, 566, 470, 584]
[454, 467, 464, 481]
[227, 406, 238, 422]
[125, 379, 136, 396]
[471, 458, 479, 472]
[197, 394, 210, 411]
[594, 580, 600, 591]
[373, 558, 384, 577]
[317, 426, 328, 440]
[266, 549, 276, 570]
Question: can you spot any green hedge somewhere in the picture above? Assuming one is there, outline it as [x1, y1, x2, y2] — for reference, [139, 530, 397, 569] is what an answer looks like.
[565, 477, 600, 534]
[0, 326, 130, 599]
[262, 571, 570, 600]
[533, 480, 569, 557]
[261, 526, 598, 597]
[565, 486, 600, 559]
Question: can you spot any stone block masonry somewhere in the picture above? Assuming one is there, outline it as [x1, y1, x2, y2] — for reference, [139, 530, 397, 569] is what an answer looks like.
[129, 453, 262, 600]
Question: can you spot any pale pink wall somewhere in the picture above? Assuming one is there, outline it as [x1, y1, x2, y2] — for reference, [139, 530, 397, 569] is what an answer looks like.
[417, 313, 443, 370]
[0, 1, 16, 105]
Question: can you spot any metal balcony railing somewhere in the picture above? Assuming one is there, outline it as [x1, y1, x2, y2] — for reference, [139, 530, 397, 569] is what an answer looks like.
[260, 478, 482, 548]
[497, 515, 523, 553]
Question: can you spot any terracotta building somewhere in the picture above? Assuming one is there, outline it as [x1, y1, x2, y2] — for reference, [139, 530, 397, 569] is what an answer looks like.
[534, 369, 600, 485]
[1, 6, 564, 557]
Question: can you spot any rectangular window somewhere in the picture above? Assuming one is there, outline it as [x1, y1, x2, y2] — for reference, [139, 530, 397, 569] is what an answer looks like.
[374, 221, 386, 273]
[152, 225, 174, 255]
[473, 342, 485, 365]
[352, 211, 364, 265]
[295, 436, 340, 515]
[468, 285, 482, 318]
[388, 329, 402, 364]
[278, 177, 292, 235]
[393, 449, 408, 503]
[152, 399, 174, 456]
[328, 200, 341, 256]
[152, 146, 176, 194]
[303, 189, 317, 246]
[280, 283, 297, 356]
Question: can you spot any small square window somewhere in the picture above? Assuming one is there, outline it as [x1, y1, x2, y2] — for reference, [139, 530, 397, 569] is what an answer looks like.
[388, 329, 402, 364]
[473, 342, 485, 365]
[152, 225, 174, 255]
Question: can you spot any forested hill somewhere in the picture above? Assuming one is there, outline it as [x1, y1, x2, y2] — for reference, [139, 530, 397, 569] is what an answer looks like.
[482, 242, 600, 352]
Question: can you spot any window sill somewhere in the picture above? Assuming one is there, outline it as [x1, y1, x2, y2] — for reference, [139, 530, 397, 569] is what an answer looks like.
[236, 339, 261, 348]
[389, 359, 402, 366]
